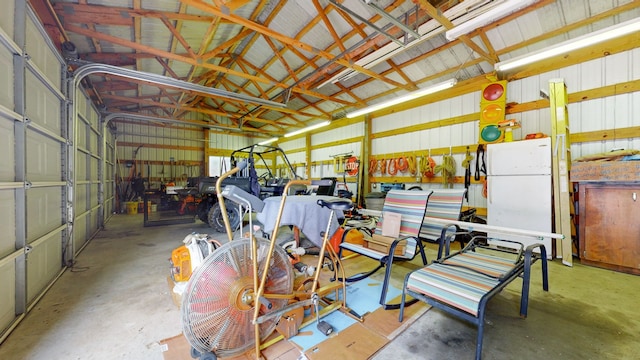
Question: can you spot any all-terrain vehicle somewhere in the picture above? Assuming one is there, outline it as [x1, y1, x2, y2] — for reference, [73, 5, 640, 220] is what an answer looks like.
[195, 144, 302, 232]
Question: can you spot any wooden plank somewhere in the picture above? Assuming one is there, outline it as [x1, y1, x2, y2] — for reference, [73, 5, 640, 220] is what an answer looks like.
[549, 79, 573, 267]
[570, 161, 640, 182]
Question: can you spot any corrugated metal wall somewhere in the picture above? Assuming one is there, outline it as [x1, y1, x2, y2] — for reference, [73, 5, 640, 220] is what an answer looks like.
[0, 1, 110, 342]
[278, 48, 639, 212]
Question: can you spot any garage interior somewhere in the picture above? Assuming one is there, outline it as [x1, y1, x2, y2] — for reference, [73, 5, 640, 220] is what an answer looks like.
[1, 0, 639, 359]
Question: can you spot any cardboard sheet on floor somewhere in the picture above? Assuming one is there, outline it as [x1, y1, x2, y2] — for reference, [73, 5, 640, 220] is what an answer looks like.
[288, 309, 357, 351]
[160, 333, 304, 360]
[348, 280, 402, 315]
[159, 334, 191, 360]
[364, 297, 429, 338]
[304, 322, 387, 359]
[325, 279, 402, 316]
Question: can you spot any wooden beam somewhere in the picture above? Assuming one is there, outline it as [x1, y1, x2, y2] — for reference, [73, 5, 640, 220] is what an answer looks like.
[183, 0, 413, 91]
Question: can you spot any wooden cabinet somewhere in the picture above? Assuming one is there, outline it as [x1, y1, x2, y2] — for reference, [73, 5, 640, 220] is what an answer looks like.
[578, 182, 640, 275]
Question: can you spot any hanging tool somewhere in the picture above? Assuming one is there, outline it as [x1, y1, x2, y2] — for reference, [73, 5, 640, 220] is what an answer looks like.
[462, 147, 474, 201]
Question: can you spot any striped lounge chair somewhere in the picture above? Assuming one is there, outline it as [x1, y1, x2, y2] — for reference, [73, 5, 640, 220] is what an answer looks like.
[399, 234, 549, 360]
[339, 189, 432, 309]
[419, 188, 467, 259]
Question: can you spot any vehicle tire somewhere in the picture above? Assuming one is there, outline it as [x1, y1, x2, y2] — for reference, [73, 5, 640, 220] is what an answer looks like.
[196, 200, 211, 224]
[208, 200, 241, 233]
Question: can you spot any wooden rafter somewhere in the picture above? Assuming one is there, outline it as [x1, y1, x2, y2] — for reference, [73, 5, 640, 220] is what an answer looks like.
[183, 0, 412, 91]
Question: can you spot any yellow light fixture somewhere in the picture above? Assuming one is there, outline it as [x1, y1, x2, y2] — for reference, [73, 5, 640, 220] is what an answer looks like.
[284, 120, 331, 138]
[346, 79, 457, 118]
[495, 17, 640, 72]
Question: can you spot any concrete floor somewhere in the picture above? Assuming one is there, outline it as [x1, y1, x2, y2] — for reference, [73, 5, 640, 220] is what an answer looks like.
[0, 213, 639, 360]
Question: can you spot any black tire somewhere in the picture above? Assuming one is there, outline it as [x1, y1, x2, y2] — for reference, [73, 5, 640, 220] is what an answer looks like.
[196, 200, 211, 224]
[208, 200, 241, 233]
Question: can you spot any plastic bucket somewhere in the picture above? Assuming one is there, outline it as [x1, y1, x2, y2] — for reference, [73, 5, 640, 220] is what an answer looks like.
[126, 202, 138, 215]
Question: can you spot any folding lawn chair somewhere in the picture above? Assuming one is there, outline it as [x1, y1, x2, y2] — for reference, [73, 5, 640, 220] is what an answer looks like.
[339, 189, 432, 309]
[399, 229, 549, 360]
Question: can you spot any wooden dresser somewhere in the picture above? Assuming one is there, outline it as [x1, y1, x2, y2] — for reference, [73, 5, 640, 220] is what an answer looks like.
[572, 161, 640, 275]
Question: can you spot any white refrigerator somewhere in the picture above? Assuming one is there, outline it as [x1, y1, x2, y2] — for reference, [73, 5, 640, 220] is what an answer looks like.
[486, 137, 552, 258]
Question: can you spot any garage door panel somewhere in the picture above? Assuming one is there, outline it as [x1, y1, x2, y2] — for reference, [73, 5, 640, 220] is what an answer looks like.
[77, 118, 87, 149]
[77, 152, 87, 181]
[0, 189, 16, 258]
[26, 130, 62, 181]
[89, 130, 98, 154]
[0, 1, 14, 41]
[26, 233, 62, 303]
[73, 214, 88, 250]
[25, 71, 61, 136]
[76, 184, 87, 213]
[90, 157, 99, 181]
[0, 260, 16, 332]
[91, 208, 100, 234]
[91, 183, 99, 208]
[26, 187, 62, 243]
[0, 45, 13, 110]
[25, 16, 62, 90]
[0, 118, 14, 182]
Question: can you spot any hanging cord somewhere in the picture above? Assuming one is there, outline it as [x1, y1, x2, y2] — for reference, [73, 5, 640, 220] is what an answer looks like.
[380, 158, 388, 175]
[395, 157, 408, 172]
[462, 147, 474, 201]
[420, 154, 436, 178]
[435, 155, 456, 188]
[387, 157, 398, 175]
[406, 155, 417, 176]
[368, 158, 378, 175]
[475, 144, 486, 181]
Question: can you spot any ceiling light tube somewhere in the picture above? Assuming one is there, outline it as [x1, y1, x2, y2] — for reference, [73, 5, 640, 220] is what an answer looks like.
[346, 79, 457, 118]
[495, 17, 640, 72]
[284, 120, 331, 138]
[317, 0, 489, 89]
[445, 0, 539, 41]
[257, 137, 279, 145]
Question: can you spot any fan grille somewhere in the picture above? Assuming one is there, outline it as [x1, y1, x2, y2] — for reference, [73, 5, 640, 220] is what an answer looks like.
[181, 238, 293, 357]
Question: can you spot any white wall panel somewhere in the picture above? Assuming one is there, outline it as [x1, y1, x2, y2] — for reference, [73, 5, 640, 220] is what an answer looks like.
[26, 233, 62, 303]
[279, 137, 305, 150]
[0, 45, 13, 109]
[26, 187, 63, 243]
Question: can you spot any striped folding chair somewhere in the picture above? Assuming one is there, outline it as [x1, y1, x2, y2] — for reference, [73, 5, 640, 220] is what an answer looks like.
[399, 235, 549, 360]
[339, 189, 432, 309]
[419, 188, 467, 258]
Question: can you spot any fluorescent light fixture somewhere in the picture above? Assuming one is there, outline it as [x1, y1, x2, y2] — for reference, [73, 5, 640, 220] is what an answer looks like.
[284, 120, 331, 138]
[345, 79, 457, 118]
[495, 17, 640, 72]
[257, 137, 278, 145]
[445, 0, 539, 41]
[318, 0, 491, 88]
